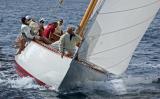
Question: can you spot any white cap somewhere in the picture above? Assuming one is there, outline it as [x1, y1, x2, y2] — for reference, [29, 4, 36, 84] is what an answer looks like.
[39, 18, 45, 22]
[25, 15, 31, 20]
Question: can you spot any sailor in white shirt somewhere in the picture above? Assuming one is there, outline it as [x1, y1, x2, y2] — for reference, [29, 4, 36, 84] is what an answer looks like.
[59, 25, 82, 58]
[16, 16, 33, 55]
[21, 23, 34, 40]
[21, 16, 40, 40]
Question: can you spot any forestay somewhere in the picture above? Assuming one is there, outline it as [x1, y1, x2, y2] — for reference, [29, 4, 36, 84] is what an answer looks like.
[78, 0, 160, 75]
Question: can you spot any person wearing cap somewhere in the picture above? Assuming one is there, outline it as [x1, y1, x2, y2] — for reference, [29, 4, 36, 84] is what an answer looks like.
[15, 16, 33, 54]
[38, 18, 45, 36]
[26, 16, 40, 36]
[19, 16, 50, 48]
[54, 19, 63, 36]
[25, 16, 51, 44]
[59, 25, 82, 58]
[21, 16, 36, 41]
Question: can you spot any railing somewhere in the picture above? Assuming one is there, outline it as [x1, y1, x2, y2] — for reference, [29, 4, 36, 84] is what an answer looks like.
[33, 40, 71, 59]
[34, 40, 107, 74]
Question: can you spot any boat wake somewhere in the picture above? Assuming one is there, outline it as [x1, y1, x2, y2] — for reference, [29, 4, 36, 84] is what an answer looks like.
[0, 68, 160, 98]
[0, 75, 45, 90]
[59, 74, 160, 96]
[7, 77, 44, 89]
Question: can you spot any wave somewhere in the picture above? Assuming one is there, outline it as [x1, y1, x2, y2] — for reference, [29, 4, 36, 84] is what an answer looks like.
[0, 76, 46, 90]
[60, 74, 160, 96]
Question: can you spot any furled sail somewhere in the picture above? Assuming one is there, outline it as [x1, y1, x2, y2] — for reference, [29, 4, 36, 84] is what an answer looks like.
[78, 0, 160, 75]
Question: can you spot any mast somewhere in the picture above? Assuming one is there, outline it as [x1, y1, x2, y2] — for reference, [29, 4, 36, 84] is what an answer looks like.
[79, 0, 98, 37]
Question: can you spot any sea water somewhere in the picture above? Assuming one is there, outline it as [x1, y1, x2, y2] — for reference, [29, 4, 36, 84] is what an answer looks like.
[0, 0, 160, 98]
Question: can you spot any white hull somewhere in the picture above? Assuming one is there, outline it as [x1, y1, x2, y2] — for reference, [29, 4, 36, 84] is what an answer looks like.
[15, 41, 107, 90]
[15, 41, 72, 89]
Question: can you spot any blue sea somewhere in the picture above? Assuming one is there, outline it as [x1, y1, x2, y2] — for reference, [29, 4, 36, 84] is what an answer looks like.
[0, 0, 160, 99]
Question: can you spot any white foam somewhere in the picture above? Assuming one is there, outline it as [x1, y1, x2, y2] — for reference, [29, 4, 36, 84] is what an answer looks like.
[77, 78, 128, 95]
[7, 77, 46, 90]
[110, 79, 127, 95]
[0, 61, 2, 68]
[151, 64, 160, 68]
[123, 75, 156, 85]
[0, 79, 4, 84]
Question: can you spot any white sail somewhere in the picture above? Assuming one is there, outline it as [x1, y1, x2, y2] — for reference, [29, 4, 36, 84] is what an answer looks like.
[78, 0, 160, 75]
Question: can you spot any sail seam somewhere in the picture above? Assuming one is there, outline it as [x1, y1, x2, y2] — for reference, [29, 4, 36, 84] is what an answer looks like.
[78, 16, 153, 55]
[95, 16, 154, 37]
[105, 55, 131, 70]
[89, 34, 143, 56]
[99, 0, 160, 15]
[86, 54, 131, 74]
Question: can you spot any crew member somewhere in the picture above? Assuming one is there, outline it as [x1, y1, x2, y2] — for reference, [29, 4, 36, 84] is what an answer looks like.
[59, 25, 82, 58]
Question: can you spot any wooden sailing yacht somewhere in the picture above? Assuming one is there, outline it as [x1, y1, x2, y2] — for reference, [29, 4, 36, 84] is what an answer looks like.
[15, 0, 160, 91]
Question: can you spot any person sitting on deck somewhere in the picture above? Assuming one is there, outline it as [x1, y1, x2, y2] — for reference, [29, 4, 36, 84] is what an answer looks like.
[26, 16, 51, 44]
[54, 19, 64, 36]
[38, 18, 45, 36]
[42, 22, 58, 42]
[59, 25, 82, 58]
[15, 16, 51, 55]
[21, 16, 36, 40]
[15, 16, 38, 54]
[27, 16, 40, 36]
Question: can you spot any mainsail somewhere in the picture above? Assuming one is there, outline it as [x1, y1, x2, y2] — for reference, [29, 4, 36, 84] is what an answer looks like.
[78, 0, 160, 75]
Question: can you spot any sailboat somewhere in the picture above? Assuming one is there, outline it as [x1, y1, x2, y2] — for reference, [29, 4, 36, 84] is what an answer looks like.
[15, 0, 160, 91]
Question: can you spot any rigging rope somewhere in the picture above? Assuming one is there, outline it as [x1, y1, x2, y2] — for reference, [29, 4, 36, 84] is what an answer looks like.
[58, 0, 64, 5]
[51, 0, 64, 19]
